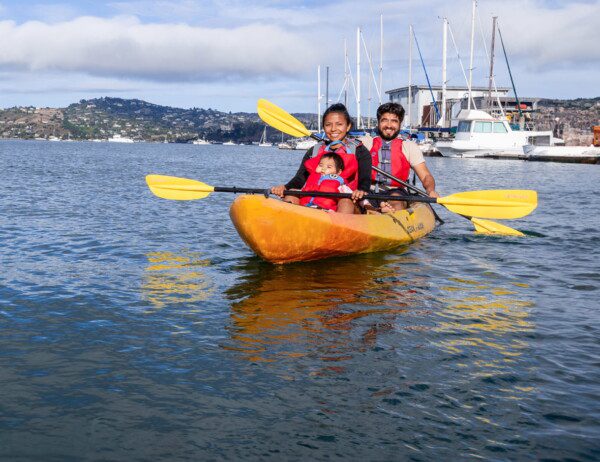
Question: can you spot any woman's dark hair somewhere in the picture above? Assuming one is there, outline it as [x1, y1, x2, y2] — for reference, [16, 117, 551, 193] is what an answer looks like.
[321, 152, 345, 172]
[376, 102, 405, 123]
[322, 103, 352, 128]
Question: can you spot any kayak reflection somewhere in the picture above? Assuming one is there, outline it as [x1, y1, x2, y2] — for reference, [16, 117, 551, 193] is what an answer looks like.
[223, 252, 432, 363]
[141, 250, 214, 311]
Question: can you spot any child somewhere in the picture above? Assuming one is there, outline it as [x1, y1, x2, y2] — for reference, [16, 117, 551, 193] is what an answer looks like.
[300, 153, 352, 211]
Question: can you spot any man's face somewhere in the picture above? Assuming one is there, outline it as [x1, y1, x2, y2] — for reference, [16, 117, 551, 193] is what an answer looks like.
[378, 112, 401, 141]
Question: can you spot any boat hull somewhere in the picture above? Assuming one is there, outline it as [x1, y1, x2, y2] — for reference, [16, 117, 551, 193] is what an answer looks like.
[523, 145, 600, 164]
[229, 195, 436, 264]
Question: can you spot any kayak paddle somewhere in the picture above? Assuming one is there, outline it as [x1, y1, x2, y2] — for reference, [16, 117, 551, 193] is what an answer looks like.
[146, 175, 537, 220]
[372, 166, 525, 236]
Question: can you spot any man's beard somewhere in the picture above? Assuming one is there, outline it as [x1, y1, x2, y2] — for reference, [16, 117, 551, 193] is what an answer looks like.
[377, 127, 400, 141]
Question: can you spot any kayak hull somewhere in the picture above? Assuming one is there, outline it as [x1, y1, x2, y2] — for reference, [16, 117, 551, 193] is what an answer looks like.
[229, 195, 436, 264]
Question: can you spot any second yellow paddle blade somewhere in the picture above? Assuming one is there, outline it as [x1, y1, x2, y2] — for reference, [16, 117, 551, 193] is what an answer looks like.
[257, 99, 312, 139]
[146, 174, 214, 200]
[471, 218, 525, 236]
[440, 190, 537, 219]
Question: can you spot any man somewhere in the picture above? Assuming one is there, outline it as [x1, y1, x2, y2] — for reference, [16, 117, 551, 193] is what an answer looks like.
[367, 102, 439, 211]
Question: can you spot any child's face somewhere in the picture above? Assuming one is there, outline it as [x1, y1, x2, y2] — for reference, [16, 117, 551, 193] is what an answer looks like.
[316, 157, 340, 175]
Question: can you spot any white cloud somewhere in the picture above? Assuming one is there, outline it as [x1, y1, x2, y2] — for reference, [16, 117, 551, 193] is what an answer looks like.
[0, 0, 598, 111]
[0, 15, 317, 81]
[481, 1, 600, 70]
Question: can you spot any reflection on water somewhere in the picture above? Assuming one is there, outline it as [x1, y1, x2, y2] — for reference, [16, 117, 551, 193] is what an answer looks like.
[437, 276, 535, 395]
[223, 252, 433, 363]
[223, 252, 535, 390]
[141, 250, 214, 311]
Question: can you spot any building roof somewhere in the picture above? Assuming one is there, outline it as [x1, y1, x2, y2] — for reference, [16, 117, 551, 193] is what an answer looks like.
[386, 84, 512, 94]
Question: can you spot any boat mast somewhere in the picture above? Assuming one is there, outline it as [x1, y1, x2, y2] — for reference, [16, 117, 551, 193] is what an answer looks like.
[344, 39, 348, 107]
[326, 66, 330, 109]
[408, 24, 412, 129]
[379, 14, 383, 105]
[317, 65, 321, 128]
[487, 16, 497, 111]
[498, 25, 523, 120]
[368, 51, 372, 129]
[467, 0, 476, 110]
[440, 17, 448, 127]
[356, 27, 361, 129]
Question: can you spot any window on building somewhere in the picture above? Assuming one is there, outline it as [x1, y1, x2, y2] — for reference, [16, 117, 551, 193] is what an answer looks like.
[493, 122, 508, 133]
[474, 121, 492, 133]
[457, 121, 471, 133]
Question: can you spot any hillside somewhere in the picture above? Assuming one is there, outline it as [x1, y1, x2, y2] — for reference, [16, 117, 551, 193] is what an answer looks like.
[0, 97, 317, 143]
[536, 97, 600, 145]
[0, 96, 598, 144]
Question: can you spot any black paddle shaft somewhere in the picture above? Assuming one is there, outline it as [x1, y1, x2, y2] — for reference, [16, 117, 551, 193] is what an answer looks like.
[213, 186, 438, 204]
[371, 165, 445, 224]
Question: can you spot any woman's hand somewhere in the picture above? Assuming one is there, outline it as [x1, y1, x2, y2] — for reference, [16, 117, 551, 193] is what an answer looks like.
[351, 189, 366, 202]
[271, 185, 286, 197]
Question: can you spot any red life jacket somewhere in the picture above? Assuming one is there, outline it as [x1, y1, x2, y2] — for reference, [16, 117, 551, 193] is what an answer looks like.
[300, 174, 345, 211]
[304, 140, 360, 190]
[369, 137, 410, 187]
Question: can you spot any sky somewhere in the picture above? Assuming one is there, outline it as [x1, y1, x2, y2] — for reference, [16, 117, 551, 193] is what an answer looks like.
[0, 0, 598, 113]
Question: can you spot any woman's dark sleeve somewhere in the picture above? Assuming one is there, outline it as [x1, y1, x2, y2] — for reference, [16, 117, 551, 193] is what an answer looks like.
[356, 145, 372, 192]
[284, 150, 311, 190]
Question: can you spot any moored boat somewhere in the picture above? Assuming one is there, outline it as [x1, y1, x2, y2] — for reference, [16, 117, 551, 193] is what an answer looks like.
[229, 195, 436, 264]
[523, 144, 600, 164]
[434, 109, 559, 159]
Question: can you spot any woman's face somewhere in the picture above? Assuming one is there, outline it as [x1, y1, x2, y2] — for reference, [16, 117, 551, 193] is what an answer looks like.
[323, 113, 351, 142]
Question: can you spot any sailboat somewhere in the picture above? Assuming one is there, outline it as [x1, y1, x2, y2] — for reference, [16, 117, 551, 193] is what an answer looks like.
[258, 127, 272, 147]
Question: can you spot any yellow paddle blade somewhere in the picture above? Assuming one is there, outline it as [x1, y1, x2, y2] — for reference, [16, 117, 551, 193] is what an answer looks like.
[471, 218, 525, 236]
[438, 190, 537, 219]
[146, 174, 214, 200]
[257, 99, 312, 139]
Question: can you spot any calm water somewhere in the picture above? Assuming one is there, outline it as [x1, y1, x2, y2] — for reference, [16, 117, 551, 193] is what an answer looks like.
[1, 140, 599, 461]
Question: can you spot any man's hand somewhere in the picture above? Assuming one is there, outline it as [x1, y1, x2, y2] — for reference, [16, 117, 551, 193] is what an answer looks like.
[351, 190, 366, 202]
[427, 190, 440, 198]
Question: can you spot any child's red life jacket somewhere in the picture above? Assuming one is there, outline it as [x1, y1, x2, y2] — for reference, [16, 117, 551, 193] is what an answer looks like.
[301, 174, 345, 211]
[304, 139, 361, 190]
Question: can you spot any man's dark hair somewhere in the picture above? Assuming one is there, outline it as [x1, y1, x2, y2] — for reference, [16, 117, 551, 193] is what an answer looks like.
[377, 102, 405, 123]
[322, 103, 352, 128]
[321, 152, 345, 172]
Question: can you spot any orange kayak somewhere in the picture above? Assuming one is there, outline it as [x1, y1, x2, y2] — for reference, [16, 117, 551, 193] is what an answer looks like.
[229, 195, 436, 264]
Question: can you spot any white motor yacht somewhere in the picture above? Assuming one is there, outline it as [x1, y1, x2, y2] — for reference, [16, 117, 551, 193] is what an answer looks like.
[108, 134, 135, 143]
[434, 110, 558, 159]
[293, 138, 318, 151]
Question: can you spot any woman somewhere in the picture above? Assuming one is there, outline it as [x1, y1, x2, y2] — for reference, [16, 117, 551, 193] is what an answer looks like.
[271, 103, 371, 214]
